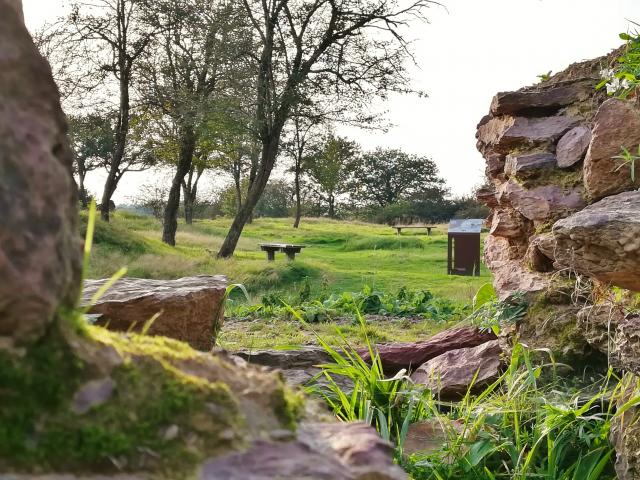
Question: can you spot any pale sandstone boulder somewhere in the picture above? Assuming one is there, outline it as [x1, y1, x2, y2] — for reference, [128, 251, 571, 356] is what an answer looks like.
[584, 99, 640, 200]
[83, 276, 227, 351]
[553, 191, 640, 291]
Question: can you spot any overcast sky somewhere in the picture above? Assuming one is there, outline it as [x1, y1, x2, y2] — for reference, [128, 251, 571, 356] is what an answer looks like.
[23, 0, 640, 202]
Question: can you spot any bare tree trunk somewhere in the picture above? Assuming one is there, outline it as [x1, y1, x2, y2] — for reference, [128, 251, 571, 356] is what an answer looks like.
[181, 164, 203, 225]
[78, 169, 88, 209]
[217, 139, 278, 258]
[233, 167, 243, 215]
[100, 62, 130, 222]
[328, 194, 335, 218]
[293, 165, 302, 228]
[162, 126, 196, 245]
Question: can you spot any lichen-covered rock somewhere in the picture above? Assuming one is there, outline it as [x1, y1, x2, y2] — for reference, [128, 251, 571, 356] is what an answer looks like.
[485, 235, 549, 300]
[576, 303, 625, 354]
[504, 152, 556, 176]
[584, 99, 640, 200]
[613, 315, 640, 374]
[83, 276, 227, 351]
[1, 324, 404, 479]
[359, 326, 496, 374]
[411, 340, 503, 399]
[553, 191, 640, 291]
[0, 0, 81, 348]
[557, 125, 591, 168]
[524, 239, 554, 272]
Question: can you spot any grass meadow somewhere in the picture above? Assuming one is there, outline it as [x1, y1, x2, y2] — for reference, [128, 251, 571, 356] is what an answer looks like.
[85, 211, 492, 350]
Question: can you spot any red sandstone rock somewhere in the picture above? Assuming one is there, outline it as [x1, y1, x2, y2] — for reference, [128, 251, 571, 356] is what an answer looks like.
[490, 80, 593, 116]
[411, 340, 503, 399]
[359, 326, 496, 374]
[83, 275, 227, 351]
[0, 0, 81, 347]
[476, 187, 499, 208]
[201, 422, 406, 480]
[557, 125, 591, 168]
[477, 115, 579, 155]
[584, 99, 640, 200]
[553, 191, 640, 291]
[498, 180, 585, 223]
[490, 208, 527, 238]
[485, 235, 549, 300]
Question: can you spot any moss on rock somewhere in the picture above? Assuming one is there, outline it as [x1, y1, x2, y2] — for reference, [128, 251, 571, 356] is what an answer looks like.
[0, 317, 306, 477]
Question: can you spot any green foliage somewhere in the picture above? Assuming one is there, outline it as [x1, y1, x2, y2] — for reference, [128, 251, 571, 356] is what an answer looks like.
[288, 303, 429, 444]
[304, 134, 359, 216]
[469, 291, 528, 335]
[537, 70, 553, 82]
[597, 26, 640, 97]
[403, 345, 618, 480]
[346, 148, 446, 208]
[226, 285, 465, 324]
[307, 307, 622, 480]
[612, 145, 640, 183]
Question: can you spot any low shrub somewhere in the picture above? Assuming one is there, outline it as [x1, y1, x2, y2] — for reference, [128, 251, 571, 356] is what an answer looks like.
[226, 285, 465, 324]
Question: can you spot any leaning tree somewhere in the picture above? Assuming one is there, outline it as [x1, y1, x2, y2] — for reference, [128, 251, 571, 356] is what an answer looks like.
[216, 0, 436, 257]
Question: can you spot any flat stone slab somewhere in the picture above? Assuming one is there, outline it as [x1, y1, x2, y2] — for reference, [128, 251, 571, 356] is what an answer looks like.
[82, 275, 227, 351]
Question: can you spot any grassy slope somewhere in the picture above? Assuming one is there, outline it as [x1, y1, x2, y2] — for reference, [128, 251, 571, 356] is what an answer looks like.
[88, 213, 491, 301]
[86, 212, 492, 350]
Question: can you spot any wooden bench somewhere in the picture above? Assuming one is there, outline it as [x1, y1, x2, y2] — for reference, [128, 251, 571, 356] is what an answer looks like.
[393, 225, 435, 236]
[260, 243, 307, 261]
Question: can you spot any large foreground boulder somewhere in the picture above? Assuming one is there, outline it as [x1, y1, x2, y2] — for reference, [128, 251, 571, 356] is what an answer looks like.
[411, 340, 503, 399]
[83, 276, 227, 351]
[553, 191, 640, 291]
[359, 326, 496, 373]
[0, 0, 81, 349]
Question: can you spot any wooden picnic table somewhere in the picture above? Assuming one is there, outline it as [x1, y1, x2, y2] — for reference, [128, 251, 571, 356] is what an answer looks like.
[392, 225, 435, 236]
[260, 243, 307, 261]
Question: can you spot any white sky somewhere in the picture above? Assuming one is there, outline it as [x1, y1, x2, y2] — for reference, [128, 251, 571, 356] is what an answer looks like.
[23, 0, 640, 202]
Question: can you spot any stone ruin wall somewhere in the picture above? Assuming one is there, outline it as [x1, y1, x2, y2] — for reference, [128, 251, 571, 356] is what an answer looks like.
[476, 47, 640, 479]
